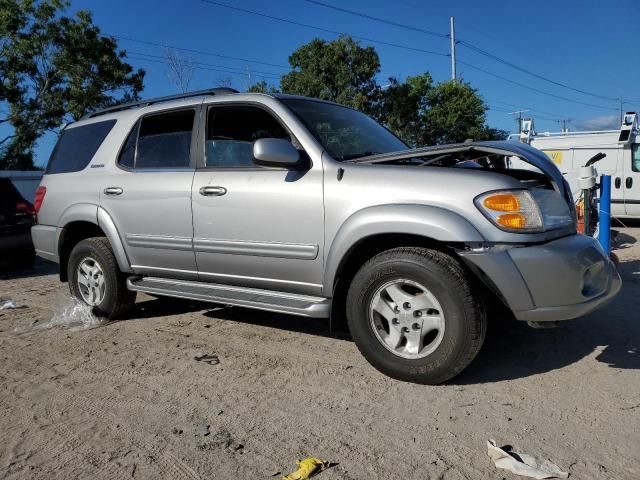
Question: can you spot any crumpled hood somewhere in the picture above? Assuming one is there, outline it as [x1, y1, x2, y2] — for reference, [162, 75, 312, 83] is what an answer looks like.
[475, 140, 566, 192]
[350, 140, 569, 199]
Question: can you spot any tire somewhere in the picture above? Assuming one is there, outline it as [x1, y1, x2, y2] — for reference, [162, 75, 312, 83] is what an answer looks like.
[67, 237, 136, 319]
[346, 247, 486, 384]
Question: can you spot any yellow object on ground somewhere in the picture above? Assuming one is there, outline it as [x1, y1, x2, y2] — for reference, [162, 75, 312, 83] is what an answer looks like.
[282, 457, 330, 480]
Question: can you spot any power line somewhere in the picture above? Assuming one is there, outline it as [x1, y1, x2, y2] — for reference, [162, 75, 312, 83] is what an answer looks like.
[302, 0, 447, 38]
[112, 34, 290, 69]
[458, 59, 618, 112]
[302, 0, 621, 104]
[127, 55, 280, 81]
[484, 98, 566, 119]
[486, 104, 562, 122]
[457, 41, 618, 102]
[128, 51, 282, 78]
[191, 0, 623, 113]
[194, 0, 448, 57]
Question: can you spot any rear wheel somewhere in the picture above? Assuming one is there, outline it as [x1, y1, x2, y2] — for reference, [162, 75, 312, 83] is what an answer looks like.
[68, 237, 136, 318]
[346, 247, 486, 384]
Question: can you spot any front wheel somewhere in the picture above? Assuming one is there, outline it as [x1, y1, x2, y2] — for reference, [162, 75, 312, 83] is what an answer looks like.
[346, 247, 486, 384]
[68, 237, 136, 319]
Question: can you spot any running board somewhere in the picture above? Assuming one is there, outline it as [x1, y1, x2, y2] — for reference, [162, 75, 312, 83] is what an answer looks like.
[126, 277, 331, 318]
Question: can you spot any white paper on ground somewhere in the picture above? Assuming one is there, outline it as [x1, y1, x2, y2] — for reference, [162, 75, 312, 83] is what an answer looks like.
[487, 440, 569, 479]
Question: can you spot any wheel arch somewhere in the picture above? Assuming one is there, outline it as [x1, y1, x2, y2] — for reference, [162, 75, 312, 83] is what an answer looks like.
[324, 204, 485, 294]
[57, 206, 131, 282]
[324, 205, 486, 329]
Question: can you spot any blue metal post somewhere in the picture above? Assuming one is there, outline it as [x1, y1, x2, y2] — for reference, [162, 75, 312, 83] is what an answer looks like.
[598, 175, 611, 254]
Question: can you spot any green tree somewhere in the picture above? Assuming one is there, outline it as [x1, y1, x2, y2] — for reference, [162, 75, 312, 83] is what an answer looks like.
[0, 0, 145, 169]
[375, 73, 432, 146]
[279, 35, 380, 113]
[247, 80, 278, 94]
[421, 80, 506, 144]
[247, 35, 506, 146]
[378, 75, 507, 146]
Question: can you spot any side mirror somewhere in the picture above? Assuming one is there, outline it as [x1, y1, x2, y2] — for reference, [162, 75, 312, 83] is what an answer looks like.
[253, 138, 302, 168]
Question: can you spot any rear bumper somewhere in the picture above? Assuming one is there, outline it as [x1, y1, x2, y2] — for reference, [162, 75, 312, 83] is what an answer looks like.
[460, 234, 622, 322]
[0, 224, 33, 251]
[31, 224, 59, 263]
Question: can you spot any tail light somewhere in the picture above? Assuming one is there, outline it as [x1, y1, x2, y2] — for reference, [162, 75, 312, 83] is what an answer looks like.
[34, 186, 47, 213]
[15, 200, 35, 215]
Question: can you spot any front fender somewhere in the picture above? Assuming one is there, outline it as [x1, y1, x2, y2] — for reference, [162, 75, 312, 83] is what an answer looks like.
[323, 204, 485, 293]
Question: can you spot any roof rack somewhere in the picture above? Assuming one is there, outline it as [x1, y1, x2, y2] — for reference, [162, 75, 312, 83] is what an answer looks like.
[83, 87, 239, 119]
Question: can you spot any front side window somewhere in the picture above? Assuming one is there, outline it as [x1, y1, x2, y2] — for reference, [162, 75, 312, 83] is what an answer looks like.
[632, 144, 640, 173]
[206, 105, 290, 168]
[121, 109, 195, 169]
[282, 99, 407, 161]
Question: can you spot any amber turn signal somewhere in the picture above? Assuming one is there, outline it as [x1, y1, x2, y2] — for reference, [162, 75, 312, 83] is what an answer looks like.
[482, 194, 520, 212]
[496, 213, 527, 229]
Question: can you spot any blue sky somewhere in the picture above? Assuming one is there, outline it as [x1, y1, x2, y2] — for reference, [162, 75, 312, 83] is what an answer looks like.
[22, 0, 640, 166]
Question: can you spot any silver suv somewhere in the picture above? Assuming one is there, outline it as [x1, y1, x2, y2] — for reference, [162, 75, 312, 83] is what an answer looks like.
[32, 88, 621, 383]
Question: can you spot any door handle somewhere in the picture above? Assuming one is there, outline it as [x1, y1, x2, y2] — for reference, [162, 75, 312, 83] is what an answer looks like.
[626, 177, 633, 189]
[199, 186, 227, 196]
[615, 177, 621, 189]
[104, 187, 123, 196]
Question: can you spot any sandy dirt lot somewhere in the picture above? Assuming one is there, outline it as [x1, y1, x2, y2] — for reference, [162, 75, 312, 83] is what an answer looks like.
[1, 228, 639, 480]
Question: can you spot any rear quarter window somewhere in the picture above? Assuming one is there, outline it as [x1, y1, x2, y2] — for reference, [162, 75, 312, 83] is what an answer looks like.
[46, 119, 116, 174]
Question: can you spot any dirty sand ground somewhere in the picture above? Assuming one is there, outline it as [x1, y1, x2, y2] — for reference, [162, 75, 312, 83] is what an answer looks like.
[0, 228, 639, 480]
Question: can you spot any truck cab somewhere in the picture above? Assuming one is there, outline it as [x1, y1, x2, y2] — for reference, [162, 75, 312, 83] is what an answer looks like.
[510, 113, 640, 218]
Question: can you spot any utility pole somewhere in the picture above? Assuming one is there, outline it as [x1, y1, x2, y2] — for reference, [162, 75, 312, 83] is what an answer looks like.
[619, 97, 623, 123]
[556, 119, 571, 133]
[509, 109, 529, 132]
[450, 16, 456, 81]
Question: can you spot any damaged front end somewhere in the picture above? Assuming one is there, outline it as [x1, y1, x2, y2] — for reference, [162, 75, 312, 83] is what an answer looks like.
[349, 141, 621, 324]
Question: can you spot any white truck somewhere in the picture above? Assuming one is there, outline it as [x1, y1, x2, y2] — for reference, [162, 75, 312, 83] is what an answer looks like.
[509, 112, 640, 218]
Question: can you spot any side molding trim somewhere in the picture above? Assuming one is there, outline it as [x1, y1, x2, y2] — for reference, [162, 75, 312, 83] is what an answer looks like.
[193, 238, 319, 260]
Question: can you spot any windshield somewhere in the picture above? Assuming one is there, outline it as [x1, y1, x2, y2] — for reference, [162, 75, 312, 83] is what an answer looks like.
[281, 98, 407, 160]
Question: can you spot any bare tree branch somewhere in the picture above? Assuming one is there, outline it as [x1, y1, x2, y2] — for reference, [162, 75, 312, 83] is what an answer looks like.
[215, 76, 233, 88]
[163, 48, 195, 93]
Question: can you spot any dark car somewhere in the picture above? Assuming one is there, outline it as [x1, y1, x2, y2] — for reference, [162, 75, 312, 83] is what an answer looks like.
[0, 177, 36, 268]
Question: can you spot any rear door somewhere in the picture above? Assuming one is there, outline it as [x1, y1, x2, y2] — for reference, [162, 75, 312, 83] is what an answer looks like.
[100, 107, 199, 279]
[623, 144, 640, 217]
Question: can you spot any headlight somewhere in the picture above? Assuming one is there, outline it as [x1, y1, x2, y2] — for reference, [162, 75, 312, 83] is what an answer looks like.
[475, 189, 573, 233]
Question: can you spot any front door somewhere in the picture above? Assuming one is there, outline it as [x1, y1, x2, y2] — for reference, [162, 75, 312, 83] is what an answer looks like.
[191, 104, 324, 295]
[623, 143, 640, 217]
[100, 107, 199, 279]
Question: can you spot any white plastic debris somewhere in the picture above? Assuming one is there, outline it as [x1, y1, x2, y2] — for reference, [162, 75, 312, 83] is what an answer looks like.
[0, 299, 18, 310]
[42, 297, 104, 330]
[487, 440, 568, 479]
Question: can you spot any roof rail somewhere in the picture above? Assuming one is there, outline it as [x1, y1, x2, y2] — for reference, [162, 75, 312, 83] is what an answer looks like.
[82, 87, 239, 119]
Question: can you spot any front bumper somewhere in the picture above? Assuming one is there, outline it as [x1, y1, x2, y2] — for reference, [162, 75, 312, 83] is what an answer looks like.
[459, 234, 622, 322]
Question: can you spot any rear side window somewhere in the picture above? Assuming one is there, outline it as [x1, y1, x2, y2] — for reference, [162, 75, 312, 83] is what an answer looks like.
[134, 109, 195, 169]
[46, 120, 116, 174]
